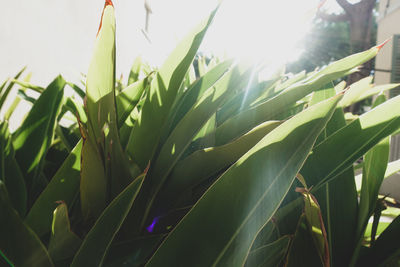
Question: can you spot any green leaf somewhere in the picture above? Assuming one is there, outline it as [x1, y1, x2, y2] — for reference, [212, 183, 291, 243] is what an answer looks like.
[0, 181, 53, 267]
[297, 187, 329, 266]
[163, 59, 233, 141]
[285, 214, 323, 267]
[84, 1, 133, 201]
[0, 66, 26, 109]
[0, 77, 9, 95]
[80, 137, 108, 221]
[71, 173, 145, 267]
[274, 70, 307, 94]
[357, 95, 389, 234]
[126, 8, 218, 170]
[250, 221, 278, 251]
[146, 94, 341, 266]
[17, 89, 37, 104]
[364, 221, 390, 241]
[306, 82, 358, 267]
[300, 94, 400, 266]
[215, 45, 383, 143]
[129, 64, 251, 232]
[355, 83, 400, 104]
[338, 76, 373, 107]
[0, 122, 27, 216]
[66, 82, 85, 99]
[216, 71, 272, 127]
[64, 97, 87, 124]
[13, 75, 65, 198]
[11, 79, 44, 93]
[351, 95, 390, 265]
[48, 202, 82, 262]
[26, 140, 82, 237]
[192, 113, 217, 149]
[116, 78, 148, 127]
[4, 72, 32, 121]
[309, 83, 337, 107]
[141, 64, 252, 217]
[245, 235, 291, 267]
[359, 215, 400, 267]
[159, 120, 281, 208]
[105, 234, 165, 266]
[85, 2, 117, 144]
[303, 94, 400, 190]
[128, 56, 142, 85]
[184, 62, 197, 89]
[197, 56, 208, 77]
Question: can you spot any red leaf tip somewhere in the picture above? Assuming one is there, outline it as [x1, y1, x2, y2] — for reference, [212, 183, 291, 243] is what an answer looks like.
[377, 38, 392, 51]
[96, 0, 114, 37]
[105, 0, 113, 7]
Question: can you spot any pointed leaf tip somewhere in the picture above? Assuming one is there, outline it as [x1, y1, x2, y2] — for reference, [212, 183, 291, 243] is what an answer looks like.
[96, 0, 114, 37]
[377, 38, 391, 51]
[105, 0, 113, 7]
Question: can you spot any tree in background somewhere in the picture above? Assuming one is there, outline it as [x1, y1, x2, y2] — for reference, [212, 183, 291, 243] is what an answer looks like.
[287, 19, 352, 73]
[289, 0, 377, 82]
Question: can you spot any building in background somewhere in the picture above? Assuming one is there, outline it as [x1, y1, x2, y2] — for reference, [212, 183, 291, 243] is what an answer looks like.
[374, 0, 400, 199]
[375, 0, 400, 95]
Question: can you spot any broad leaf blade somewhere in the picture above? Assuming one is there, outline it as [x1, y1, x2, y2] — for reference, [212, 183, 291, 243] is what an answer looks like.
[71, 173, 145, 267]
[302, 94, 400, 190]
[0, 122, 27, 216]
[48, 203, 82, 262]
[159, 120, 281, 207]
[126, 8, 218, 170]
[83, 0, 133, 207]
[80, 137, 108, 221]
[355, 83, 400, 104]
[215, 45, 383, 143]
[0, 181, 53, 267]
[163, 59, 233, 141]
[245, 235, 290, 267]
[26, 141, 82, 237]
[128, 56, 142, 85]
[285, 214, 323, 267]
[116, 78, 148, 127]
[358, 94, 390, 230]
[338, 76, 373, 107]
[141, 65, 252, 216]
[85, 1, 117, 143]
[307, 82, 358, 267]
[13, 76, 65, 198]
[352, 95, 390, 265]
[146, 95, 341, 266]
[298, 188, 329, 266]
[105, 234, 165, 266]
[359, 215, 400, 267]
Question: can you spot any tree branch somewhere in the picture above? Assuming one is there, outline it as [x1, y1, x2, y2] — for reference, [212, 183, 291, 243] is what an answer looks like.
[317, 10, 350, 22]
[336, 0, 354, 13]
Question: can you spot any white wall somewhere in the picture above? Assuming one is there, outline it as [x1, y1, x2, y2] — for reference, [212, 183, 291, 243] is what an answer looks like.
[0, 0, 217, 86]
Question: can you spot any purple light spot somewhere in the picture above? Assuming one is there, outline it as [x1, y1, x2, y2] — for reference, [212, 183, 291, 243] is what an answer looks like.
[146, 217, 159, 233]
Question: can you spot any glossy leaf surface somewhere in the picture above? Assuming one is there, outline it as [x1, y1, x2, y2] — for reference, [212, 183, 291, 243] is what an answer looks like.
[147, 95, 340, 266]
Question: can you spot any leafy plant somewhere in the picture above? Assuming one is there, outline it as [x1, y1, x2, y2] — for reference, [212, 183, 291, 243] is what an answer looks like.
[1, 1, 400, 266]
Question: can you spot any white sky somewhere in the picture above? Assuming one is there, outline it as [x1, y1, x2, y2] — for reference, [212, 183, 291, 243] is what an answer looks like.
[0, 0, 349, 86]
[1, 0, 350, 129]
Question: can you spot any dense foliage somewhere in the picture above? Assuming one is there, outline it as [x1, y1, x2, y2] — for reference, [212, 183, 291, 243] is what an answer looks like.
[1, 1, 400, 266]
